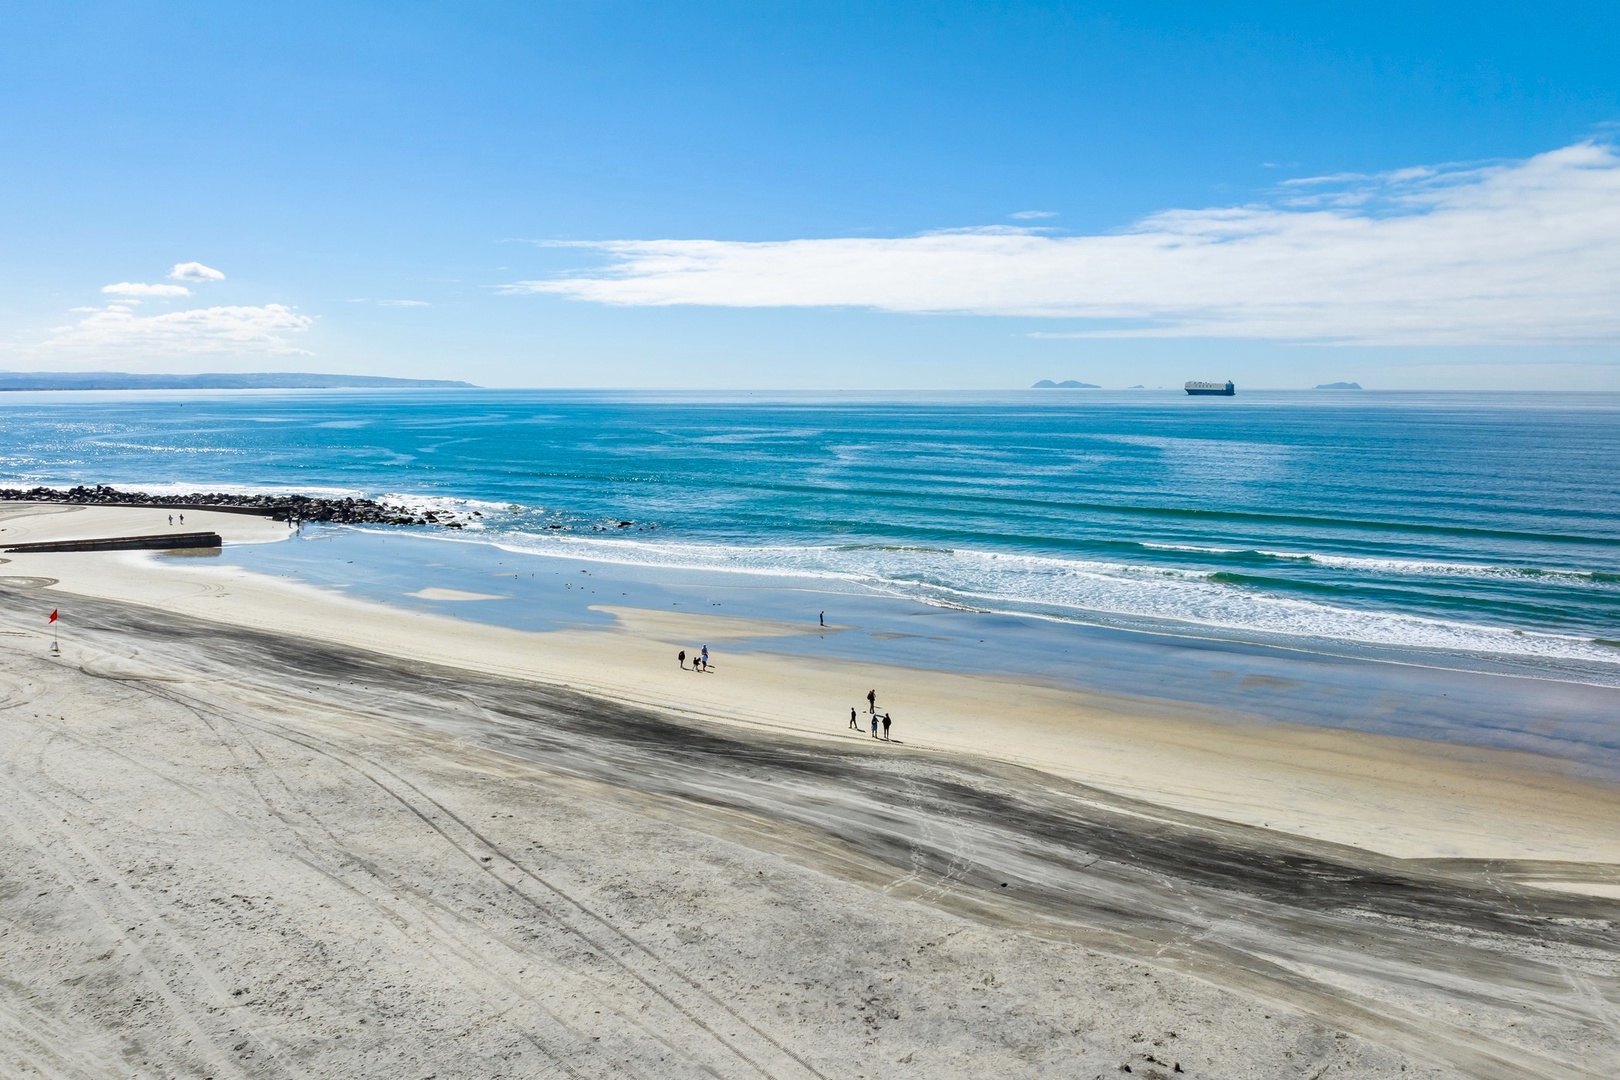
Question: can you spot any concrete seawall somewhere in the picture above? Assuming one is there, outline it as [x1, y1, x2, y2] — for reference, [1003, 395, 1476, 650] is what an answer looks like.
[3, 531, 223, 553]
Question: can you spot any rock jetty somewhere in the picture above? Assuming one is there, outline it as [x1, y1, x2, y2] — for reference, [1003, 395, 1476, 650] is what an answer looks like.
[0, 485, 433, 526]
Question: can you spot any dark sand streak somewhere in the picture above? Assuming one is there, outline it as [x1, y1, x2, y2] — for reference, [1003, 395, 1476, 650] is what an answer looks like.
[8, 584, 1619, 1077]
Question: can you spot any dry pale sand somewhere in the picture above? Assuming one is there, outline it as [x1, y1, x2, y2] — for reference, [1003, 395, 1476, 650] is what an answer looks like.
[1, 502, 1618, 1077]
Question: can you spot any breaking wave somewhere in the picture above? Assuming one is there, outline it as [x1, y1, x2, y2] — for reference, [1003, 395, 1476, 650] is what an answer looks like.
[417, 526, 1620, 670]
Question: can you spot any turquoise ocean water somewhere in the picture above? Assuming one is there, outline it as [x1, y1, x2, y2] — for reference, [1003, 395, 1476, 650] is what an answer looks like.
[7, 388, 1620, 773]
[4, 389, 1617, 675]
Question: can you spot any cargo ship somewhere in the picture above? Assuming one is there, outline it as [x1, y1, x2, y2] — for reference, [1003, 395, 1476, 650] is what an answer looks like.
[1185, 380, 1235, 396]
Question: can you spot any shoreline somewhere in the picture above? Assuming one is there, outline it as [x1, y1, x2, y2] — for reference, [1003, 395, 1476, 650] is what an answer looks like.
[265, 526, 1620, 780]
[4, 500, 1619, 872]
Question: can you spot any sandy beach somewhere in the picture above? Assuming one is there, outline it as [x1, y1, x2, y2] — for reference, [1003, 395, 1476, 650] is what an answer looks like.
[2, 502, 1618, 1077]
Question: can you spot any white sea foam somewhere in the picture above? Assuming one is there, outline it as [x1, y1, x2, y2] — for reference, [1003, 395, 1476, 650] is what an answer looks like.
[407, 527, 1620, 668]
[1144, 540, 1613, 584]
[1266, 550, 1615, 583]
[378, 492, 518, 524]
[1139, 542, 1247, 555]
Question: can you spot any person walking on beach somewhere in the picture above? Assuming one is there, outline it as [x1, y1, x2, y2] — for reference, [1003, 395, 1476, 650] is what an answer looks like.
[870, 713, 879, 738]
[882, 713, 891, 741]
[819, 611, 825, 627]
[167, 514, 173, 526]
[849, 706, 859, 730]
[678, 649, 686, 669]
[866, 688, 876, 713]
[178, 513, 184, 525]
[700, 644, 709, 669]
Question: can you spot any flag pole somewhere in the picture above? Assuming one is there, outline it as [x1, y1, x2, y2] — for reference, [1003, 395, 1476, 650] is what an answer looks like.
[49, 608, 58, 655]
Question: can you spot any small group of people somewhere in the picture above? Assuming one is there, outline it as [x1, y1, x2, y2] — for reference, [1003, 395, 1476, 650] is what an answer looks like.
[849, 687, 893, 740]
[166, 513, 185, 526]
[677, 644, 711, 672]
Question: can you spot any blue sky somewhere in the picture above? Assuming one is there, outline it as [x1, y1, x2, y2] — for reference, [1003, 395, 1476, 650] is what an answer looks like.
[2, 1, 1618, 388]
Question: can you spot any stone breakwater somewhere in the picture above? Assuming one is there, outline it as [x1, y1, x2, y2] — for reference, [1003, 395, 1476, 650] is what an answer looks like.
[0, 485, 451, 526]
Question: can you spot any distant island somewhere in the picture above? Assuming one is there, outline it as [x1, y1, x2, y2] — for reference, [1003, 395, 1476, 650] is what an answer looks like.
[0, 371, 478, 391]
[1314, 381, 1362, 390]
[1031, 379, 1101, 389]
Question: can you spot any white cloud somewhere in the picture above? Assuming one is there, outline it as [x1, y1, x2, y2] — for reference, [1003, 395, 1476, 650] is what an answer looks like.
[45, 303, 314, 355]
[170, 261, 226, 283]
[1009, 209, 1058, 219]
[102, 282, 191, 298]
[378, 299, 431, 307]
[507, 141, 1620, 345]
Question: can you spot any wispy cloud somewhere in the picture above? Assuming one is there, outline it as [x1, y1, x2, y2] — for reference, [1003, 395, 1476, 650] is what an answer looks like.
[1009, 209, 1058, 219]
[378, 299, 431, 307]
[506, 141, 1620, 345]
[169, 261, 226, 283]
[102, 282, 191, 298]
[45, 304, 314, 355]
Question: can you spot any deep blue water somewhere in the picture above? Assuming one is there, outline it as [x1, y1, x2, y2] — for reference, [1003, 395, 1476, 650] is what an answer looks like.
[4, 388, 1619, 683]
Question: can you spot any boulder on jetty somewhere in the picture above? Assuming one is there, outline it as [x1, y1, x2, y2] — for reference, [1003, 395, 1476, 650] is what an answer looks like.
[0, 485, 429, 526]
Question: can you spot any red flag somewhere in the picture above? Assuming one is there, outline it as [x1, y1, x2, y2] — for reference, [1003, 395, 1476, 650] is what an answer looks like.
[48, 609, 57, 624]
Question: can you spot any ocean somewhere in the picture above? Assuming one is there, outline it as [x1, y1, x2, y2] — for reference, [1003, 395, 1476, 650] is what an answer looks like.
[4, 388, 1617, 679]
[9, 386, 1620, 773]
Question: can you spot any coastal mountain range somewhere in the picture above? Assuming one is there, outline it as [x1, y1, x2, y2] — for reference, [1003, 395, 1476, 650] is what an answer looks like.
[0, 371, 477, 391]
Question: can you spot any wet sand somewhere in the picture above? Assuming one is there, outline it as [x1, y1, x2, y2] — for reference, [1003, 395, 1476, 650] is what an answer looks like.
[3, 503, 1616, 867]
[1, 502, 1618, 1076]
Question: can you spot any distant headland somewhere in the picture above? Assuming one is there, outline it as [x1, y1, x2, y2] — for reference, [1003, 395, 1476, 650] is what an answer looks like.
[1314, 381, 1363, 390]
[0, 371, 478, 391]
[1031, 379, 1101, 388]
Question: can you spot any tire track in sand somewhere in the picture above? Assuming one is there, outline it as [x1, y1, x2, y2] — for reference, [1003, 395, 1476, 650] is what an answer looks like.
[230, 707, 831, 1080]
